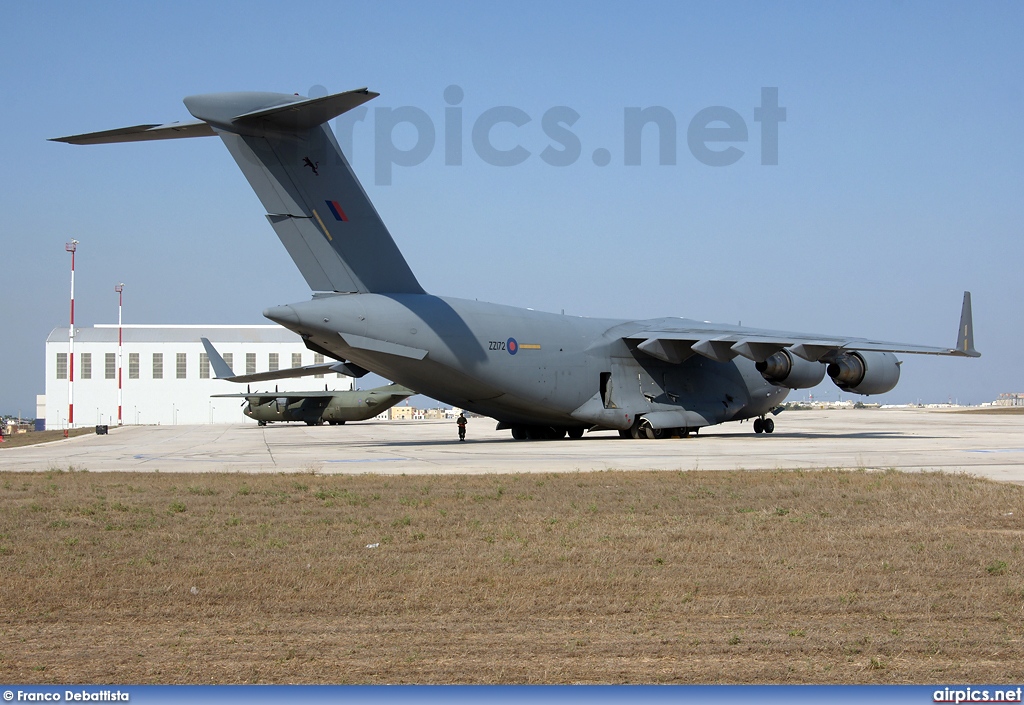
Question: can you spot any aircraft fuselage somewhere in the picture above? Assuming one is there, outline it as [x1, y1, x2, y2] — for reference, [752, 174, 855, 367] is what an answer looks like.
[265, 293, 788, 432]
[243, 387, 411, 425]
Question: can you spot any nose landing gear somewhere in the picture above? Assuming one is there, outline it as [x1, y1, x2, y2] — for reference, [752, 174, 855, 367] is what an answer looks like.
[752, 416, 775, 434]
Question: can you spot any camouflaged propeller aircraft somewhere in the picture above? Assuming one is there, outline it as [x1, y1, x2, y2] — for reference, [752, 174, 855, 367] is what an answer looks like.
[53, 87, 979, 440]
[199, 337, 414, 427]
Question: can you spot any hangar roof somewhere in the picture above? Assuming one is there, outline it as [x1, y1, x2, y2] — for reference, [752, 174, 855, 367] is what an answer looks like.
[46, 325, 299, 344]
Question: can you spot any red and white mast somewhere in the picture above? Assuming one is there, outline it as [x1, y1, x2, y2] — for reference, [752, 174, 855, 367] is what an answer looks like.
[115, 283, 124, 426]
[65, 240, 78, 429]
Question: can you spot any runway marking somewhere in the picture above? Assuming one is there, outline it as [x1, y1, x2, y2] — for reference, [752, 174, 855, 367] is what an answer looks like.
[324, 458, 407, 463]
[962, 449, 1024, 453]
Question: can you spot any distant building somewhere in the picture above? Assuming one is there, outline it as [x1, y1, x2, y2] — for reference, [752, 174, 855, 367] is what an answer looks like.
[995, 393, 1024, 407]
[43, 325, 353, 428]
[389, 404, 416, 421]
[375, 404, 455, 421]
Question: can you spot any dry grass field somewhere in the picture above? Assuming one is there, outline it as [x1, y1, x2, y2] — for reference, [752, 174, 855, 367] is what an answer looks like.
[1, 468, 1022, 684]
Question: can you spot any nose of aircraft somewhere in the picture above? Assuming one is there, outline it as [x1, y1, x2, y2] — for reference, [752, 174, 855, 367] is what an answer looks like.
[263, 304, 299, 326]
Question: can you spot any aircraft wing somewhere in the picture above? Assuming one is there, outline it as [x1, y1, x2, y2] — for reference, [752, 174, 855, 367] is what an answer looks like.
[211, 384, 415, 403]
[628, 292, 979, 364]
[211, 391, 340, 401]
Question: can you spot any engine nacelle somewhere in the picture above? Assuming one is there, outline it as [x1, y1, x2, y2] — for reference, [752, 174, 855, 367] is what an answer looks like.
[755, 349, 826, 389]
[827, 351, 901, 395]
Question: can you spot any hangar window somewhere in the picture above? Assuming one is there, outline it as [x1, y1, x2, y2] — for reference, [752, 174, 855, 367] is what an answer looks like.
[199, 353, 210, 379]
[129, 353, 139, 379]
[177, 353, 187, 379]
[56, 353, 67, 380]
[292, 352, 302, 368]
[246, 353, 256, 375]
[105, 353, 116, 379]
[314, 353, 324, 378]
[153, 353, 163, 380]
[81, 353, 91, 380]
[223, 353, 233, 373]
[269, 353, 279, 372]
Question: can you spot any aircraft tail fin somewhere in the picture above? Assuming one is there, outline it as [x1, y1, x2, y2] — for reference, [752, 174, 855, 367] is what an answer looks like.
[53, 88, 425, 295]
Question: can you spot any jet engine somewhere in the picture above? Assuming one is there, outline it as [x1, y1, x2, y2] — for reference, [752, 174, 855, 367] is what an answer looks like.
[755, 349, 826, 389]
[827, 351, 901, 395]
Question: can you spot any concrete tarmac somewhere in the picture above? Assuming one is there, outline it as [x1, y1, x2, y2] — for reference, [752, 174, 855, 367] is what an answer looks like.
[2, 409, 1022, 482]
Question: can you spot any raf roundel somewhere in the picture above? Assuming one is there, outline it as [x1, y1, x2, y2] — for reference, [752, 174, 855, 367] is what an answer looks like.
[507, 338, 518, 355]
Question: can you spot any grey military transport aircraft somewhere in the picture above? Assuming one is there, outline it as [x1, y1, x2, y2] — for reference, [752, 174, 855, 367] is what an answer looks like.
[53, 87, 979, 440]
[199, 338, 414, 426]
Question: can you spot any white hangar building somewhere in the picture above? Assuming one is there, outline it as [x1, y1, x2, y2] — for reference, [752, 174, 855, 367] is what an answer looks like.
[43, 325, 354, 428]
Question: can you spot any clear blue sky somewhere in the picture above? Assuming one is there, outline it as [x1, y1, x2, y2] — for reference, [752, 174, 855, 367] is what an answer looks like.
[1, 0, 1021, 415]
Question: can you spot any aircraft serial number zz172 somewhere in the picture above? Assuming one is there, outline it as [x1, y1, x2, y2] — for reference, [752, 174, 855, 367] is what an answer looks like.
[53, 86, 979, 441]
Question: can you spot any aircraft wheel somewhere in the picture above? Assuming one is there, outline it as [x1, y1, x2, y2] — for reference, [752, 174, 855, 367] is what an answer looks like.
[753, 418, 764, 434]
[511, 426, 528, 440]
[618, 429, 631, 438]
[763, 418, 775, 434]
[643, 425, 665, 440]
[567, 427, 585, 440]
[629, 423, 643, 439]
[679, 428, 690, 438]
[257, 420, 267, 427]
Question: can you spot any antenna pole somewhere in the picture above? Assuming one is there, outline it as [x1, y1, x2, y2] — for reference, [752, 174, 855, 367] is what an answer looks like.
[65, 240, 79, 429]
[115, 283, 124, 425]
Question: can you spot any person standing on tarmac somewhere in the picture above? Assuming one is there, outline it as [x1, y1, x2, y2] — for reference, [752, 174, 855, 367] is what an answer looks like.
[457, 412, 467, 441]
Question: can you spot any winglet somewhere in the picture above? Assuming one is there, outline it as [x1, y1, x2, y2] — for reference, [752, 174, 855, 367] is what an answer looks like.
[200, 337, 237, 378]
[955, 291, 980, 357]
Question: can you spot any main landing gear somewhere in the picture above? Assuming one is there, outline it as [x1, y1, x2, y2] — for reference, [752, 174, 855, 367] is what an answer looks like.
[510, 425, 586, 440]
[752, 416, 775, 434]
[617, 422, 695, 440]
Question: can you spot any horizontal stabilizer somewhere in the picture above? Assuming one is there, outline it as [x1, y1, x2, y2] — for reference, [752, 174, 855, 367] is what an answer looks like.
[200, 337, 343, 383]
[51, 89, 376, 145]
[50, 120, 216, 145]
[231, 88, 378, 131]
[213, 363, 345, 384]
